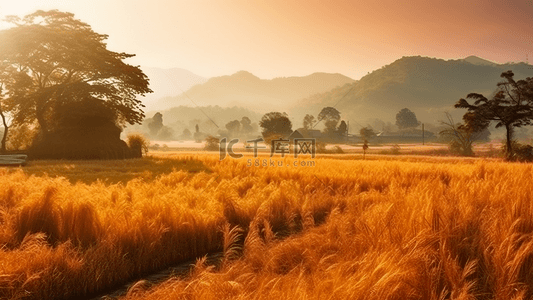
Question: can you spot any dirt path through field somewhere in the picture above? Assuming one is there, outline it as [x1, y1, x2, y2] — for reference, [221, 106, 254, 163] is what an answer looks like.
[81, 253, 223, 300]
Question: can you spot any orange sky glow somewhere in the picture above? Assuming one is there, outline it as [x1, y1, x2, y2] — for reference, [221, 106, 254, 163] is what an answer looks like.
[1, 0, 532, 79]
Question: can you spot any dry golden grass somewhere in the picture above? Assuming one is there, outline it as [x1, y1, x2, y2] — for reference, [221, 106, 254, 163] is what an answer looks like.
[1, 152, 532, 299]
[122, 153, 533, 300]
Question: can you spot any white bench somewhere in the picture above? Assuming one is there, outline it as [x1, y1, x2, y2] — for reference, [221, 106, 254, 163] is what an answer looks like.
[0, 154, 28, 166]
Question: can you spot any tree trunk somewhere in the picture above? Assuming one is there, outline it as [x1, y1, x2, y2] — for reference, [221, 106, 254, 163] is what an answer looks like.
[35, 94, 51, 136]
[35, 108, 48, 136]
[505, 124, 513, 160]
[0, 108, 8, 153]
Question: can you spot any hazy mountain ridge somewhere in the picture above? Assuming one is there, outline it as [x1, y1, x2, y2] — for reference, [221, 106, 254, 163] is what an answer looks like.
[140, 67, 207, 111]
[462, 55, 497, 66]
[163, 71, 354, 113]
[292, 56, 533, 126]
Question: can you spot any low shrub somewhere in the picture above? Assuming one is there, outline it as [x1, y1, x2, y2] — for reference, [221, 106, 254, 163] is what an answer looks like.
[331, 145, 344, 154]
[504, 141, 533, 162]
[127, 133, 150, 158]
[316, 142, 327, 154]
[204, 136, 220, 151]
[449, 140, 474, 156]
[390, 144, 401, 155]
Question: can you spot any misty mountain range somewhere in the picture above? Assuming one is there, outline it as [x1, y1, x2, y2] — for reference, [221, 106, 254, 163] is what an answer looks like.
[142, 70, 354, 112]
[291, 56, 533, 128]
[139, 56, 533, 136]
[139, 67, 207, 111]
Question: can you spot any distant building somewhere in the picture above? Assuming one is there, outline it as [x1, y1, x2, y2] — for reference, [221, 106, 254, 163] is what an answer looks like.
[294, 128, 322, 139]
[372, 129, 436, 143]
[288, 130, 304, 141]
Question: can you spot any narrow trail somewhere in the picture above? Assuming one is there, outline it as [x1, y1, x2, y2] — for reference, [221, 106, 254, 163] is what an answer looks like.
[76, 252, 223, 300]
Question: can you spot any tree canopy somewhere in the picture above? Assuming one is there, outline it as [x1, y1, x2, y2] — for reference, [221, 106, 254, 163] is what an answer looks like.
[337, 120, 348, 136]
[225, 120, 241, 136]
[455, 70, 533, 159]
[395, 108, 420, 129]
[318, 107, 340, 134]
[0, 10, 152, 136]
[259, 112, 292, 137]
[359, 127, 376, 141]
[148, 112, 164, 136]
[240, 117, 253, 135]
[303, 114, 316, 130]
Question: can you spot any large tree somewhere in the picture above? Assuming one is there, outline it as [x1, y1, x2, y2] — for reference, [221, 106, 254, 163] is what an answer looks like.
[148, 112, 164, 136]
[240, 116, 253, 136]
[225, 120, 241, 137]
[0, 84, 9, 152]
[359, 126, 376, 141]
[335, 120, 348, 142]
[302, 114, 316, 130]
[318, 107, 341, 134]
[0, 64, 29, 152]
[455, 71, 533, 159]
[337, 120, 348, 136]
[259, 112, 292, 137]
[395, 108, 420, 129]
[0, 10, 152, 138]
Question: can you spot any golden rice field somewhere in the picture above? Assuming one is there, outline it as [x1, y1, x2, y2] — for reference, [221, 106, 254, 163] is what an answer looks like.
[1, 152, 533, 299]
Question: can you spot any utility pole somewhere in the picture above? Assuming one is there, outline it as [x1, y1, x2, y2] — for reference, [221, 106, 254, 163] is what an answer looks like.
[347, 121, 349, 143]
[422, 123, 425, 145]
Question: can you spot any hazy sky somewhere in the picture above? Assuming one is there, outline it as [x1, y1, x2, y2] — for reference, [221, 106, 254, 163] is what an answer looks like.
[1, 0, 532, 80]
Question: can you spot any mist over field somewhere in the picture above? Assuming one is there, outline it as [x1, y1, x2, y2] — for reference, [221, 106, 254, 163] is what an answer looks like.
[1, 1, 533, 300]
[131, 56, 533, 145]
